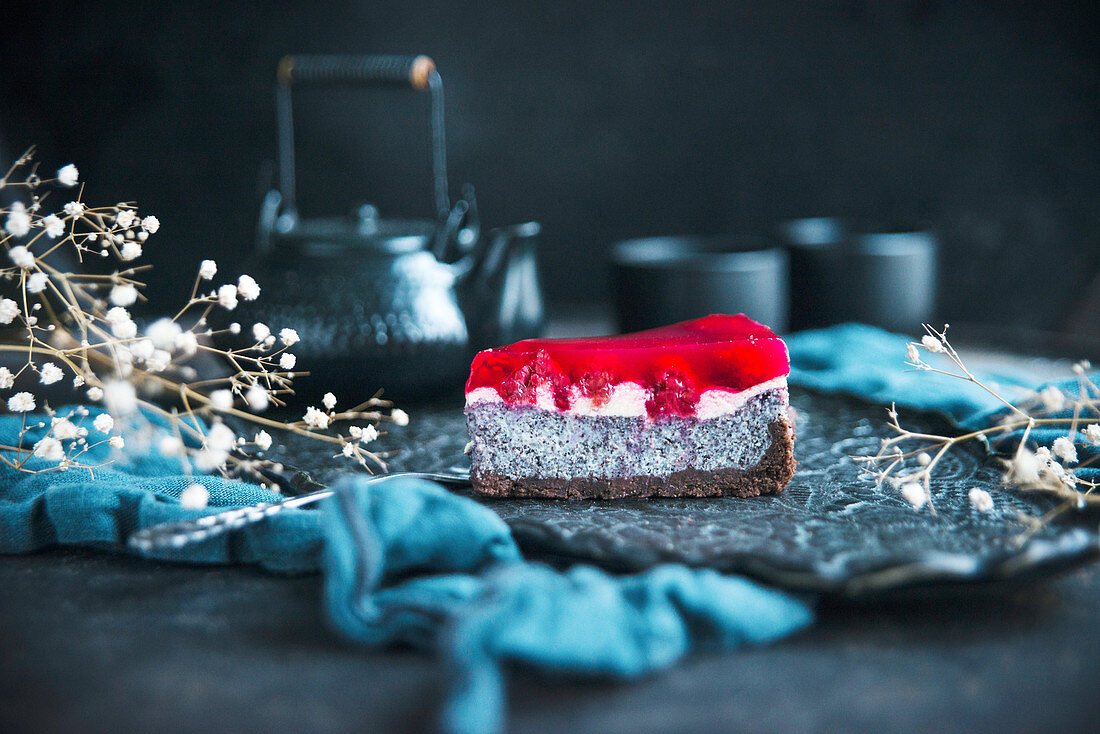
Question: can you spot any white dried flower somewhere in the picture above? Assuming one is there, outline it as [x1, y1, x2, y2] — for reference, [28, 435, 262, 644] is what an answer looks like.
[105, 306, 131, 325]
[252, 322, 270, 342]
[175, 331, 198, 356]
[279, 352, 296, 370]
[209, 389, 234, 411]
[228, 322, 241, 335]
[279, 328, 299, 347]
[146, 318, 182, 349]
[33, 436, 64, 462]
[0, 367, 14, 389]
[1085, 424, 1100, 446]
[7, 391, 35, 412]
[57, 164, 79, 187]
[140, 215, 160, 233]
[303, 406, 329, 429]
[0, 298, 20, 324]
[63, 201, 85, 217]
[906, 343, 920, 363]
[103, 381, 138, 415]
[157, 435, 183, 456]
[1009, 448, 1041, 485]
[108, 435, 125, 449]
[169, 482, 213, 511]
[39, 362, 63, 385]
[72, 375, 85, 388]
[198, 259, 217, 280]
[921, 335, 944, 353]
[217, 284, 238, 310]
[192, 448, 228, 471]
[52, 416, 80, 440]
[27, 272, 49, 294]
[147, 350, 171, 373]
[236, 274, 260, 301]
[900, 482, 927, 509]
[86, 386, 104, 401]
[110, 316, 137, 340]
[357, 424, 379, 443]
[131, 339, 156, 362]
[110, 283, 138, 306]
[115, 209, 136, 228]
[322, 392, 337, 410]
[1052, 436, 1078, 464]
[8, 244, 34, 268]
[119, 241, 143, 261]
[262, 335, 276, 348]
[42, 214, 65, 239]
[180, 483, 210, 509]
[916, 452, 931, 466]
[342, 442, 355, 457]
[254, 430, 272, 451]
[205, 422, 236, 452]
[390, 408, 409, 426]
[245, 385, 269, 412]
[968, 487, 994, 512]
[93, 414, 114, 433]
[5, 202, 31, 237]
[1039, 386, 1065, 411]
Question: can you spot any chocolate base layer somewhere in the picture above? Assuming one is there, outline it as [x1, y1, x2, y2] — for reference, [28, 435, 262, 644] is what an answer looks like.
[471, 416, 796, 500]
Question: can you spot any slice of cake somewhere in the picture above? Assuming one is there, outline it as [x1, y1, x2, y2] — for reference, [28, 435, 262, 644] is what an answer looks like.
[464, 314, 795, 500]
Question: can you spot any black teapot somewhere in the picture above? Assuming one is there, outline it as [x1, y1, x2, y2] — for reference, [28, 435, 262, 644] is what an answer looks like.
[238, 55, 543, 403]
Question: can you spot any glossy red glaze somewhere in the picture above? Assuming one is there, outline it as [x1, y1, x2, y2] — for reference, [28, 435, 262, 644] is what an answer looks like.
[465, 314, 789, 418]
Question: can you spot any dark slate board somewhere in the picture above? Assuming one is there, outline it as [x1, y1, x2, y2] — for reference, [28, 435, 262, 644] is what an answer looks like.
[270, 388, 1099, 597]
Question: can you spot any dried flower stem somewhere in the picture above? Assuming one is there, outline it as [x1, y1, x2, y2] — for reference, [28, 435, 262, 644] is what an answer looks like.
[0, 150, 406, 493]
[859, 323, 1099, 540]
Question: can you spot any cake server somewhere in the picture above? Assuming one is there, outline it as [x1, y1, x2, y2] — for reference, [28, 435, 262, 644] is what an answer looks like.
[128, 467, 471, 552]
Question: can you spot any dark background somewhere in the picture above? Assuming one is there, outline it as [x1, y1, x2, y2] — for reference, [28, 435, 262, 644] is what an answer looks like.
[2, 0, 1098, 333]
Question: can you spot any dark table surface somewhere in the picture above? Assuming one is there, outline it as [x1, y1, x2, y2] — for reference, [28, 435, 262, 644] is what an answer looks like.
[2, 546, 1099, 734]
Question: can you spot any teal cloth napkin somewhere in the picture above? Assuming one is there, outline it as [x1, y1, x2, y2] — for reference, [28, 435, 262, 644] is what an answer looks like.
[322, 476, 812, 734]
[787, 323, 1036, 424]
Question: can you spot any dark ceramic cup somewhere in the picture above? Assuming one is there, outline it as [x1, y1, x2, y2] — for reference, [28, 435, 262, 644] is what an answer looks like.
[610, 235, 789, 333]
[778, 218, 937, 333]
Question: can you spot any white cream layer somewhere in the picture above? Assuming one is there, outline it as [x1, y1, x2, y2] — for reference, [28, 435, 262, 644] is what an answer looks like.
[465, 376, 788, 419]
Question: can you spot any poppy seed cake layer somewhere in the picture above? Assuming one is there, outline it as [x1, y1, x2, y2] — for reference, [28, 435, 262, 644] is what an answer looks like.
[465, 387, 795, 499]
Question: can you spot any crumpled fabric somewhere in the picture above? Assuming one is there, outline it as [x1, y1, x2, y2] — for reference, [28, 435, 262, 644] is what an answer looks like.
[321, 476, 814, 734]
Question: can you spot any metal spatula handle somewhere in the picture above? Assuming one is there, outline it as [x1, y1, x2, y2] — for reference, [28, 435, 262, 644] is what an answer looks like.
[128, 469, 470, 552]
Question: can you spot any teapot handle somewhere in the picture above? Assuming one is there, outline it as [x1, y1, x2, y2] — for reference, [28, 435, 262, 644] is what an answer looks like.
[272, 54, 451, 221]
[278, 54, 437, 89]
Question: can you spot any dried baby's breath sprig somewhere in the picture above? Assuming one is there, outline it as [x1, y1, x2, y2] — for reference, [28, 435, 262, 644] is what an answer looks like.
[855, 323, 1100, 537]
[0, 149, 407, 485]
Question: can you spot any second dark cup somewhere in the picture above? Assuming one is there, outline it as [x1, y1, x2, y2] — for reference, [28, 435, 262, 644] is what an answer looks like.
[779, 218, 937, 333]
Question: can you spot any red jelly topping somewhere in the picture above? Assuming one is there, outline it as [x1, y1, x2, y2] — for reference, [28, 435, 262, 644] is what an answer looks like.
[466, 314, 789, 419]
